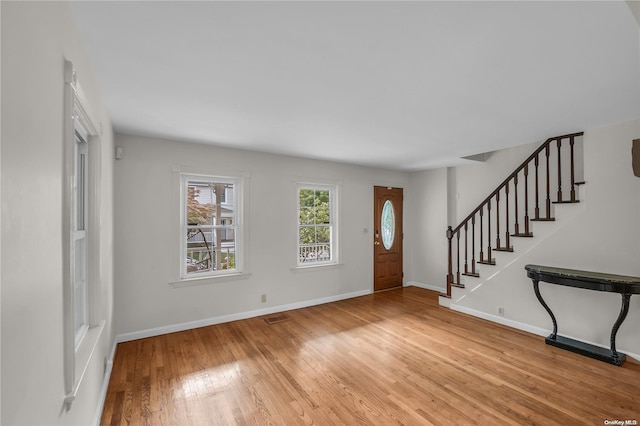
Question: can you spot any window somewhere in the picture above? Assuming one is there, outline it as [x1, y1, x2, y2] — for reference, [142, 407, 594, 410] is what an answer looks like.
[181, 175, 240, 278]
[297, 184, 337, 266]
[63, 59, 105, 410]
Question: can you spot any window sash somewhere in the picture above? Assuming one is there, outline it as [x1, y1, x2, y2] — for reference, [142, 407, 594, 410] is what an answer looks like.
[73, 133, 89, 348]
[297, 184, 336, 266]
[181, 175, 240, 278]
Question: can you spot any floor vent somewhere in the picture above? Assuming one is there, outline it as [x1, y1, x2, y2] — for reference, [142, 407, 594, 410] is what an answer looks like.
[264, 315, 290, 325]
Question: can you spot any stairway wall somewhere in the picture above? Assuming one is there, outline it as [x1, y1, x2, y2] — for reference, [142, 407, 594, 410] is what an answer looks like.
[451, 118, 640, 357]
[408, 117, 640, 357]
[454, 140, 540, 224]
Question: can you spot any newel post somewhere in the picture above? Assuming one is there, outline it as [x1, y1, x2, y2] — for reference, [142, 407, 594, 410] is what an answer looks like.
[446, 226, 454, 295]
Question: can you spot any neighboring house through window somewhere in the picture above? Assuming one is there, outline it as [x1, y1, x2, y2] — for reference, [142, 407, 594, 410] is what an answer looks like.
[181, 175, 239, 278]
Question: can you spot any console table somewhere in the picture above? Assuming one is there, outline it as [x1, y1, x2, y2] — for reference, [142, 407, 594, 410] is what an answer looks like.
[525, 264, 640, 366]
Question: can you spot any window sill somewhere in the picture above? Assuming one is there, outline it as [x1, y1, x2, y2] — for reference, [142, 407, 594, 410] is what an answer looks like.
[170, 272, 253, 288]
[291, 263, 343, 272]
[65, 320, 105, 409]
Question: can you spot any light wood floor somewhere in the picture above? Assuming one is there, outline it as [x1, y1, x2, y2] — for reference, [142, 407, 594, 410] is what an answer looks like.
[101, 287, 639, 425]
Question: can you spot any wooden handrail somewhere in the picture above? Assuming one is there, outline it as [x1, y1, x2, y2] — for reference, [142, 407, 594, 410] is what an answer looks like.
[444, 131, 584, 297]
[450, 132, 583, 235]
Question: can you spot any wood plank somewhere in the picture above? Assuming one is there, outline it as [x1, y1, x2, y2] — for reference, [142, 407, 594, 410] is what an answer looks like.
[101, 287, 640, 425]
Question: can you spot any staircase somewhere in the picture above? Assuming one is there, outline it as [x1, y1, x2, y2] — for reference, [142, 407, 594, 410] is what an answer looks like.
[443, 132, 584, 298]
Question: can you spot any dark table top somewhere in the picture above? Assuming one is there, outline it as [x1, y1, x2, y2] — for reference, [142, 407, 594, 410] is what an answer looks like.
[525, 264, 640, 294]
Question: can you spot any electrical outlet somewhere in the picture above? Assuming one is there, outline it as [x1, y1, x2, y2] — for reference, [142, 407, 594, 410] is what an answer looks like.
[497, 306, 504, 316]
[261, 294, 267, 303]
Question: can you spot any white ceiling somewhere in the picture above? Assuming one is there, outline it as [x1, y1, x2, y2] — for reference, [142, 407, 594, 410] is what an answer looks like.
[70, 1, 640, 171]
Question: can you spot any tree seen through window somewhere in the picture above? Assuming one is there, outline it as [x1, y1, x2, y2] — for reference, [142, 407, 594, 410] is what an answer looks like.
[298, 188, 333, 263]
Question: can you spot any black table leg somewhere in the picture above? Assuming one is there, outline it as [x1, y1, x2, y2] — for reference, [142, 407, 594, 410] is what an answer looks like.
[609, 293, 631, 366]
[533, 279, 557, 339]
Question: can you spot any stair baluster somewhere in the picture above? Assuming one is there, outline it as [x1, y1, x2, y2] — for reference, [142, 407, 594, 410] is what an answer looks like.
[495, 191, 501, 249]
[479, 205, 484, 263]
[513, 173, 520, 235]
[464, 222, 469, 275]
[471, 215, 477, 276]
[456, 230, 461, 284]
[546, 144, 551, 218]
[570, 136, 576, 202]
[504, 183, 511, 250]
[534, 154, 540, 220]
[557, 139, 563, 202]
[446, 226, 453, 288]
[524, 164, 531, 236]
[488, 200, 492, 261]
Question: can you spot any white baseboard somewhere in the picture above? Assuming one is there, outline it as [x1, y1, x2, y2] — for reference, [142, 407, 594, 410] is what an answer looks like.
[92, 351, 114, 426]
[438, 295, 451, 308]
[406, 281, 446, 293]
[449, 303, 549, 336]
[115, 288, 372, 345]
[449, 303, 640, 362]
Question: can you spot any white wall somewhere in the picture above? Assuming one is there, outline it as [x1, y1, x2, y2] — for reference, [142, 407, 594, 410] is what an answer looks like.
[1, 2, 114, 425]
[406, 168, 448, 292]
[0, 2, 3, 420]
[424, 119, 640, 356]
[406, 139, 547, 293]
[113, 134, 409, 336]
[453, 140, 541, 224]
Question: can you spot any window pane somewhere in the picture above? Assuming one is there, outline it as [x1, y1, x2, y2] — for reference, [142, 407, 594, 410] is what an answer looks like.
[299, 189, 315, 207]
[186, 183, 215, 226]
[315, 205, 330, 224]
[381, 200, 395, 250]
[314, 190, 329, 206]
[298, 226, 313, 245]
[316, 226, 330, 243]
[299, 243, 331, 263]
[299, 207, 314, 225]
[76, 152, 86, 231]
[74, 237, 87, 344]
[186, 226, 236, 273]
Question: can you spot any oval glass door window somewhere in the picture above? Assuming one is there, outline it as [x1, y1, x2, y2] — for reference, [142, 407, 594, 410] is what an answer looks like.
[381, 200, 395, 250]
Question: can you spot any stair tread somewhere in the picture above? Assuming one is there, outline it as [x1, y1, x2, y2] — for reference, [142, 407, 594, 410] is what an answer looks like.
[553, 200, 580, 204]
[478, 260, 496, 265]
[451, 282, 465, 288]
[531, 217, 555, 222]
[462, 272, 480, 278]
[512, 232, 534, 237]
[494, 246, 514, 252]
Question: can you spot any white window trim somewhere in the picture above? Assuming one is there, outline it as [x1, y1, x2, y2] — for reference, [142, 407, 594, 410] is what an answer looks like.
[295, 182, 340, 269]
[62, 60, 105, 410]
[170, 166, 251, 287]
